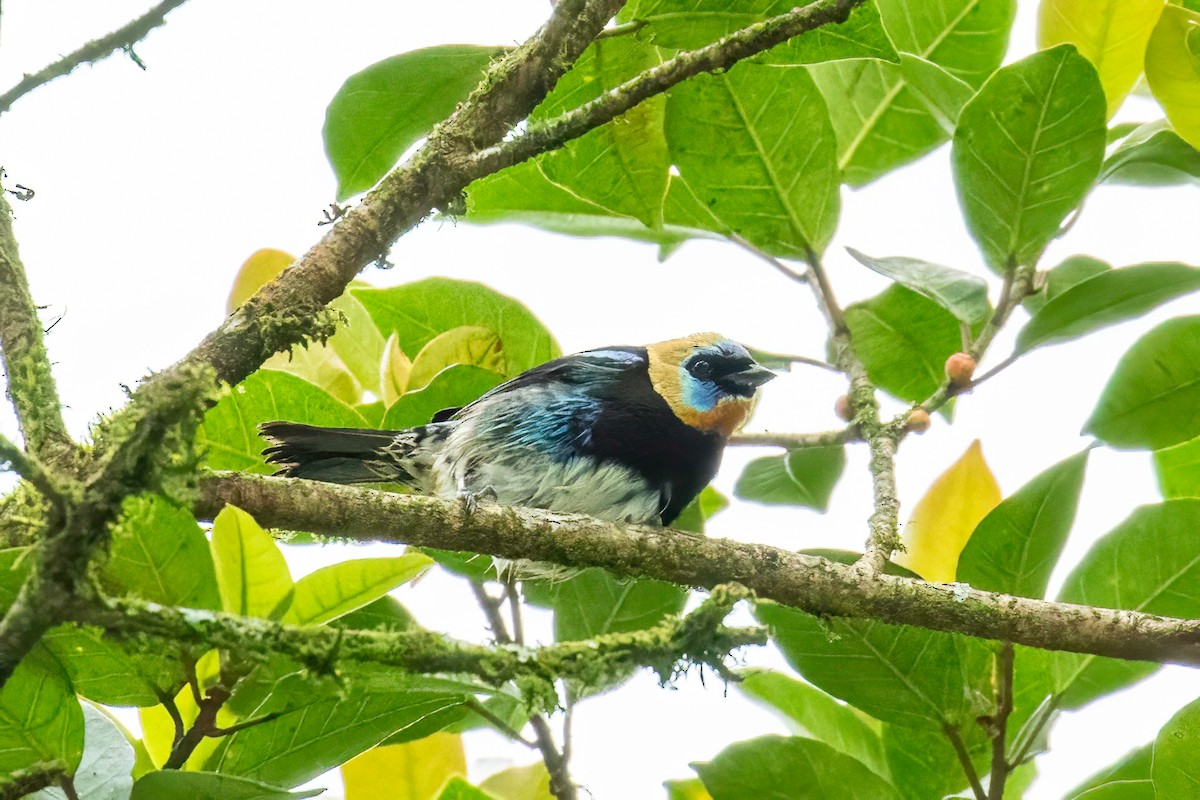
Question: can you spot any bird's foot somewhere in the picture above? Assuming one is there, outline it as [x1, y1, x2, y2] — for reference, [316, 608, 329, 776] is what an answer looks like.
[457, 486, 498, 517]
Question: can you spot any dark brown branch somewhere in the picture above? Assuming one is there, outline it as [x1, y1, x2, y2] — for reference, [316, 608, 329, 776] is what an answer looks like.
[199, 473, 1200, 667]
[987, 642, 1015, 799]
[0, 0, 191, 116]
[0, 763, 67, 800]
[0, 189, 74, 466]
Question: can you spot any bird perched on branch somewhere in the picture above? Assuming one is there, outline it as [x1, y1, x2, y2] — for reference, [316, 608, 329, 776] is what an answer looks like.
[260, 333, 774, 526]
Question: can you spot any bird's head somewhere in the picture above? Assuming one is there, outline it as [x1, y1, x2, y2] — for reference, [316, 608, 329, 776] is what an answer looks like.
[646, 333, 775, 437]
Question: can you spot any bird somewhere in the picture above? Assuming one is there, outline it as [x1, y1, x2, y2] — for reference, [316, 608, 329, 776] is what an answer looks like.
[260, 333, 775, 526]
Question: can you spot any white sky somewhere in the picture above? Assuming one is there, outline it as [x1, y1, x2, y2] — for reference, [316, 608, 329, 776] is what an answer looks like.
[0, 1, 1198, 798]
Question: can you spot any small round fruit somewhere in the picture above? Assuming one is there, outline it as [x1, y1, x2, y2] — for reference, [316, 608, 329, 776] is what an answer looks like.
[944, 352, 977, 389]
[834, 394, 853, 422]
[905, 409, 932, 434]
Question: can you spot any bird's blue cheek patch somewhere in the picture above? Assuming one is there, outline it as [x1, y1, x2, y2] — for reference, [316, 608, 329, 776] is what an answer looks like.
[680, 367, 720, 412]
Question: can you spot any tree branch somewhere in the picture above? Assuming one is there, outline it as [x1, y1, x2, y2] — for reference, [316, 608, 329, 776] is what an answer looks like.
[987, 642, 1015, 799]
[198, 473, 1200, 667]
[0, 0, 192, 116]
[0, 187, 74, 467]
[945, 724, 987, 800]
[728, 428, 857, 449]
[0, 762, 67, 800]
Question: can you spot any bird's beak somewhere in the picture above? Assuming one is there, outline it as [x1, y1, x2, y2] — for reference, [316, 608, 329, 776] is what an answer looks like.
[725, 363, 776, 393]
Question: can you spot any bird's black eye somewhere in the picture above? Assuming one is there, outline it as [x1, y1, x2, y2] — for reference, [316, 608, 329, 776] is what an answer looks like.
[689, 359, 714, 380]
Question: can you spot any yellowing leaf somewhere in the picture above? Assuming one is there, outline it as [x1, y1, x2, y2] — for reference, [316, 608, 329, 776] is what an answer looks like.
[1146, 4, 1200, 149]
[342, 733, 467, 800]
[264, 342, 362, 406]
[210, 505, 294, 619]
[665, 778, 714, 800]
[479, 763, 554, 800]
[1038, 0, 1165, 118]
[226, 248, 295, 314]
[408, 326, 506, 391]
[895, 441, 1001, 582]
[381, 332, 414, 406]
[138, 651, 229, 772]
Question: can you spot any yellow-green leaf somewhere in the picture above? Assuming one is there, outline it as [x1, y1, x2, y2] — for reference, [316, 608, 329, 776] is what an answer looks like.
[263, 341, 361, 406]
[342, 733, 466, 800]
[381, 332, 414, 407]
[226, 248, 294, 314]
[665, 777, 713, 800]
[283, 554, 433, 626]
[138, 651, 228, 771]
[479, 763, 554, 800]
[408, 326, 506, 391]
[210, 506, 294, 619]
[1038, 0, 1165, 117]
[895, 441, 1002, 582]
[1146, 4, 1200, 149]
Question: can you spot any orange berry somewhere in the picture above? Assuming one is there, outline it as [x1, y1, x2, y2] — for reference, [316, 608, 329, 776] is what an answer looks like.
[944, 352, 977, 389]
[834, 394, 853, 422]
[906, 409, 932, 433]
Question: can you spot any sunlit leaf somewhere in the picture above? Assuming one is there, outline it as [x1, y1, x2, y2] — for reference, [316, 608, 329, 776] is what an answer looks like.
[1101, 120, 1200, 187]
[211, 505, 294, 619]
[1084, 316, 1200, 450]
[380, 332, 414, 407]
[1145, 5, 1200, 150]
[692, 735, 902, 799]
[666, 62, 839, 256]
[283, 554, 433, 626]
[478, 762, 554, 800]
[664, 778, 712, 800]
[381, 364, 505, 430]
[329, 286, 387, 396]
[130, 771, 323, 800]
[1021, 254, 1110, 315]
[1038, 0, 1164, 117]
[956, 450, 1088, 598]
[437, 778, 495, 800]
[1153, 695, 1200, 797]
[30, 703, 136, 800]
[897, 54, 975, 135]
[733, 446, 845, 511]
[353, 279, 559, 378]
[324, 46, 504, 200]
[227, 249, 294, 314]
[0, 645, 84, 775]
[1155, 434, 1200, 499]
[895, 441, 1001, 582]
[41, 627, 162, 707]
[263, 342, 360, 406]
[342, 733, 465, 800]
[846, 248, 990, 326]
[408, 326, 505, 391]
[952, 45, 1107, 272]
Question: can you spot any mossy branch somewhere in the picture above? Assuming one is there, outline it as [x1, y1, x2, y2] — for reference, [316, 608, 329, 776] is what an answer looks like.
[70, 590, 765, 699]
[0, 0, 192, 116]
[0, 762, 68, 800]
[199, 472, 1200, 667]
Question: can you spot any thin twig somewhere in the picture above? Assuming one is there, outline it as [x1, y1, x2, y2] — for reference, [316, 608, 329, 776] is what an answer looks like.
[730, 232, 809, 284]
[945, 724, 987, 800]
[729, 428, 857, 449]
[987, 642, 1015, 799]
[209, 710, 282, 737]
[0, 0, 191, 115]
[465, 697, 538, 748]
[470, 581, 512, 644]
[531, 714, 577, 800]
[0, 434, 64, 508]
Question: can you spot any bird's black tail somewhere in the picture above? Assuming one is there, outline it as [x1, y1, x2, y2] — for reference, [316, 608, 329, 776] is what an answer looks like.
[259, 421, 426, 485]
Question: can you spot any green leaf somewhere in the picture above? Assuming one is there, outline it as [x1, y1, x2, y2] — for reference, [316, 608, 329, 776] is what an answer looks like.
[846, 248, 991, 326]
[208, 671, 468, 787]
[664, 778, 711, 800]
[353, 279, 559, 378]
[956, 450, 1089, 598]
[882, 722, 987, 800]
[671, 486, 729, 535]
[0, 547, 32, 615]
[1101, 120, 1200, 187]
[665, 62, 840, 256]
[382, 364, 505, 430]
[131, 772, 323, 800]
[1145, 5, 1200, 150]
[210, 505, 294, 619]
[324, 45, 504, 200]
[478, 762, 554, 800]
[755, 602, 994, 729]
[1039, 500, 1200, 707]
[408, 327, 505, 391]
[283, 554, 433, 626]
[328, 287, 387, 396]
[1154, 696, 1200, 797]
[105, 495, 220, 610]
[952, 44, 1107, 272]
[692, 735, 901, 799]
[467, 36, 671, 233]
[0, 645, 84, 775]
[733, 446, 845, 511]
[736, 669, 887, 778]
[1084, 316, 1200, 450]
[30, 703, 136, 800]
[1067, 743, 1153, 799]
[897, 54, 975, 135]
[844, 285, 966, 404]
[1038, 0, 1165, 117]
[1016, 262, 1200, 354]
[332, 594, 419, 633]
[809, 0, 1016, 186]
[198, 370, 367, 472]
[437, 777, 495, 800]
[1022, 254, 1111, 315]
[621, 0, 899, 64]
[553, 569, 686, 643]
[1155, 435, 1200, 499]
[41, 627, 162, 707]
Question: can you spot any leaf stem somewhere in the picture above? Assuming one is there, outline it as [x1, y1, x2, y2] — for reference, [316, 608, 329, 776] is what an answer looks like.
[987, 642, 1015, 799]
[945, 724, 987, 800]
